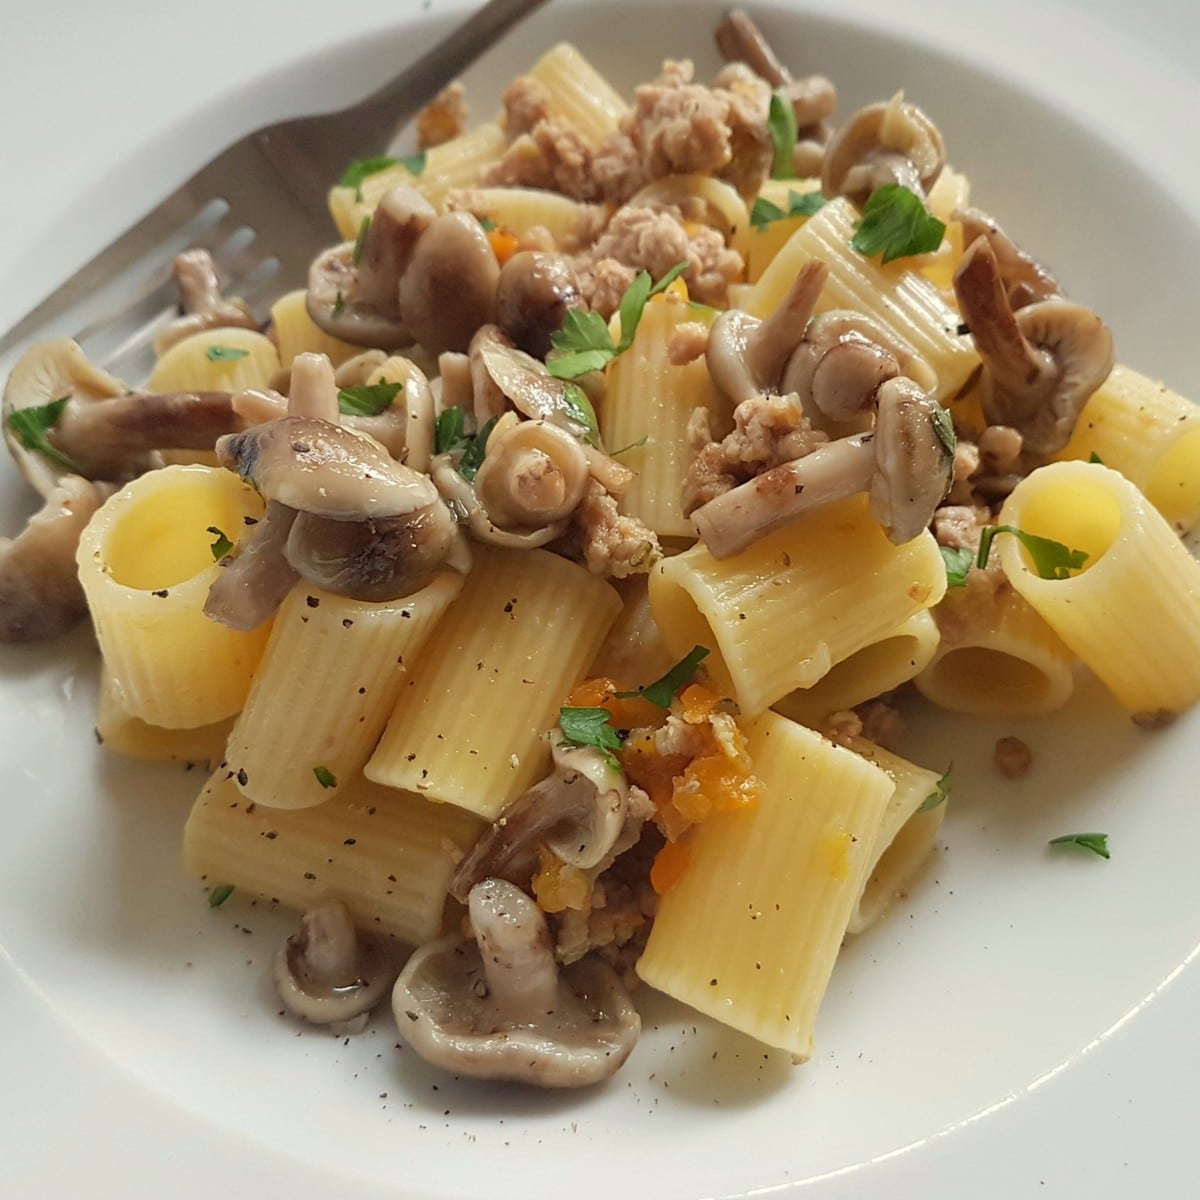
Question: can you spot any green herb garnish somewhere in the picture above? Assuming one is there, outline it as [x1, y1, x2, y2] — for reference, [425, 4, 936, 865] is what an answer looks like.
[207, 526, 234, 561]
[931, 404, 957, 457]
[940, 546, 973, 589]
[6, 395, 82, 474]
[917, 765, 953, 813]
[1088, 451, 1105, 464]
[558, 706, 624, 769]
[615, 645, 711, 708]
[205, 345, 249, 363]
[313, 766, 338, 789]
[332, 291, 345, 320]
[435, 406, 468, 455]
[766, 92, 798, 179]
[851, 184, 946, 264]
[750, 189, 827, 230]
[1048, 831, 1110, 859]
[477, 214, 498, 232]
[337, 382, 401, 417]
[611, 435, 650, 457]
[352, 216, 371, 267]
[208, 883, 235, 908]
[339, 153, 426, 201]
[976, 525, 1089, 580]
[458, 415, 498, 482]
[547, 262, 688, 380]
[560, 382, 601, 447]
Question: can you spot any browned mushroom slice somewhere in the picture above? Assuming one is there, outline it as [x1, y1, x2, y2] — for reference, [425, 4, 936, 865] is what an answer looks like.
[0, 475, 111, 642]
[822, 93, 945, 207]
[397, 212, 500, 355]
[203, 501, 300, 632]
[155, 249, 259, 355]
[274, 901, 401, 1035]
[953, 238, 1113, 457]
[393, 878, 640, 1087]
[495, 251, 585, 359]
[954, 206, 1061, 310]
[450, 734, 637, 902]
[692, 376, 953, 556]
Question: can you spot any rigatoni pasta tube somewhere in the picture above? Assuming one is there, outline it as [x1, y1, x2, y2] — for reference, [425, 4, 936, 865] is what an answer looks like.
[525, 43, 628, 146]
[366, 546, 621, 819]
[224, 572, 463, 811]
[77, 465, 268, 728]
[648, 494, 947, 716]
[740, 197, 978, 403]
[996, 460, 1200, 717]
[602, 290, 724, 539]
[636, 711, 895, 1060]
[914, 583, 1075, 717]
[183, 769, 485, 946]
[773, 609, 941, 727]
[840, 737, 947, 935]
[1056, 363, 1200, 534]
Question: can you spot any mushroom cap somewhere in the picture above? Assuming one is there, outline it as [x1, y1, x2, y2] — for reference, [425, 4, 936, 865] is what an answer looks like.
[397, 212, 500, 355]
[355, 186, 436, 311]
[868, 376, 955, 543]
[393, 880, 640, 1087]
[495, 251, 585, 359]
[2, 339, 128, 497]
[274, 901, 401, 1031]
[306, 242, 413, 349]
[215, 415, 439, 519]
[822, 93, 945, 206]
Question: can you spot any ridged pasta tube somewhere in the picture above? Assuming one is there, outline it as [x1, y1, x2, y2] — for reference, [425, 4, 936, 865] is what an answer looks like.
[996, 460, 1200, 718]
[183, 768, 485, 946]
[648, 494, 947, 716]
[224, 572, 463, 811]
[366, 546, 621, 819]
[636, 710, 895, 1060]
[526, 43, 628, 146]
[77, 465, 269, 728]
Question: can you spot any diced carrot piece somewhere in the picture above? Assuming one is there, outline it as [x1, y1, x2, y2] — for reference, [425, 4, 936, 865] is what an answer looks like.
[650, 838, 691, 895]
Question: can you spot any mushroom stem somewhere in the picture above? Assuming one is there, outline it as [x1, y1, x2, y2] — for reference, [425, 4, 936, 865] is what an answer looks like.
[287, 353, 339, 422]
[714, 7, 791, 87]
[692, 434, 875, 558]
[203, 500, 300, 631]
[468, 880, 562, 1022]
[953, 239, 1055, 414]
[742, 260, 829, 390]
[297, 902, 363, 984]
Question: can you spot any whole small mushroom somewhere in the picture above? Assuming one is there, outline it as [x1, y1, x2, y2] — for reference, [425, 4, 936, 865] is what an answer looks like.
[274, 900, 401, 1035]
[494, 251, 585, 359]
[692, 375, 954, 556]
[953, 237, 1113, 457]
[393, 878, 641, 1087]
[155, 249, 259, 355]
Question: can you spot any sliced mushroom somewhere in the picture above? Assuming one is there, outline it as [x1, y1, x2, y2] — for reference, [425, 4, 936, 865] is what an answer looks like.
[203, 500, 300, 631]
[0, 475, 111, 641]
[393, 878, 640, 1086]
[495, 251, 585, 359]
[953, 238, 1113, 457]
[274, 900, 401, 1035]
[471, 414, 591, 532]
[955, 206, 1061, 311]
[692, 376, 953, 555]
[155, 249, 259, 355]
[450, 733, 636, 902]
[822, 92, 945, 207]
[397, 212, 500, 355]
[431, 455, 568, 550]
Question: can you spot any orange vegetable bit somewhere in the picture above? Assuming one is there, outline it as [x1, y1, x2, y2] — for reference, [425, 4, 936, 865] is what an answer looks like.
[565, 676, 662, 732]
[678, 681, 724, 723]
[650, 837, 691, 895]
[531, 845, 592, 913]
[487, 226, 519, 265]
[620, 729, 689, 811]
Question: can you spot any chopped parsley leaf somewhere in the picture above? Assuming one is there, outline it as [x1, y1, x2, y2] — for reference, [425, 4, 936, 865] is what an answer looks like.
[559, 706, 624, 769]
[434, 406, 469, 455]
[332, 291, 345, 320]
[207, 526, 234, 561]
[1088, 451, 1105, 464]
[931, 404, 957, 457]
[851, 184, 946, 264]
[547, 261, 688, 379]
[917, 765, 953, 813]
[611, 435, 649, 457]
[976, 524, 1089, 580]
[205, 345, 250, 363]
[477, 214, 498, 232]
[940, 545, 973, 589]
[338, 153, 425, 201]
[337, 382, 401, 417]
[1048, 831, 1110, 859]
[7, 395, 82, 474]
[313, 766, 338, 789]
[208, 883, 235, 908]
[352, 216, 371, 267]
[750, 189, 827, 230]
[766, 91, 798, 179]
[560, 382, 601, 447]
[616, 645, 711, 708]
[458, 415, 498, 482]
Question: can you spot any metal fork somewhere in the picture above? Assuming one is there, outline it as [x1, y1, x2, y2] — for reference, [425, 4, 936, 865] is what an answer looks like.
[0, 0, 549, 383]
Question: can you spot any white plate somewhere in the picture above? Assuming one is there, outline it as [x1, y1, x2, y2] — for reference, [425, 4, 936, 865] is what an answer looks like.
[2, 1, 1199, 1196]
